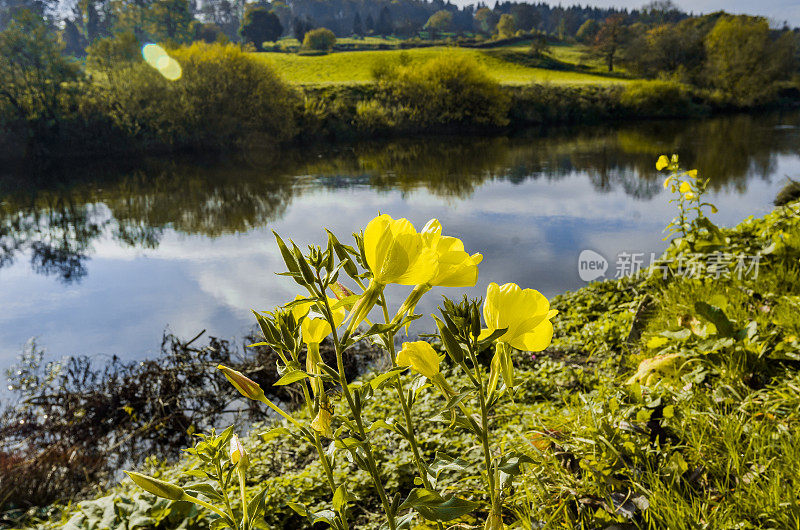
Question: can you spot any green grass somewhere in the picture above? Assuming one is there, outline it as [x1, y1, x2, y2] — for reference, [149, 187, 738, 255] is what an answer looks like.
[252, 46, 633, 86]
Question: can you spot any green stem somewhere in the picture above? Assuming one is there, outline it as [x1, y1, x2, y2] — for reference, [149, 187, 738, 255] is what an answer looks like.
[237, 467, 248, 529]
[467, 340, 496, 510]
[301, 366, 349, 530]
[379, 295, 444, 530]
[215, 460, 236, 523]
[322, 293, 397, 530]
[184, 493, 230, 521]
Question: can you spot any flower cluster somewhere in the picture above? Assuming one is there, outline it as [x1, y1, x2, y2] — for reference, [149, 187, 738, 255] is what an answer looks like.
[126, 213, 556, 530]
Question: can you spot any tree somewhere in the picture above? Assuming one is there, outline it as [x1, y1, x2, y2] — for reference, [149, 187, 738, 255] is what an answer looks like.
[191, 21, 228, 43]
[365, 13, 375, 33]
[705, 15, 797, 104]
[576, 18, 598, 42]
[292, 15, 312, 42]
[529, 33, 549, 57]
[352, 11, 362, 37]
[199, 0, 240, 41]
[62, 18, 87, 56]
[593, 14, 628, 71]
[0, 10, 80, 137]
[424, 10, 452, 40]
[473, 7, 496, 35]
[302, 26, 335, 51]
[376, 6, 392, 36]
[511, 3, 538, 32]
[642, 0, 681, 25]
[495, 13, 515, 39]
[240, 5, 282, 50]
[85, 31, 140, 71]
[150, 0, 192, 43]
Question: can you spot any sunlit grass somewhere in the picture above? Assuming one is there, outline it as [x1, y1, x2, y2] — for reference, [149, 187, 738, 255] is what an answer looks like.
[252, 46, 633, 86]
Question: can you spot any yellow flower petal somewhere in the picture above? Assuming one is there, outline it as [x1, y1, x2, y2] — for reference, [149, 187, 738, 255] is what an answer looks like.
[656, 155, 669, 171]
[396, 341, 440, 379]
[363, 214, 438, 285]
[482, 282, 555, 352]
[679, 181, 691, 194]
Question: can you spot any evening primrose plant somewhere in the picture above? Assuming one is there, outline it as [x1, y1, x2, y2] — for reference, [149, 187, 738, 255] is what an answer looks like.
[657, 154, 723, 251]
[125, 213, 556, 530]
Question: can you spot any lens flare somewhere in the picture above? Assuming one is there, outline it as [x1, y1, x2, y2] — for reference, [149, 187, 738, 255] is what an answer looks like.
[142, 43, 182, 81]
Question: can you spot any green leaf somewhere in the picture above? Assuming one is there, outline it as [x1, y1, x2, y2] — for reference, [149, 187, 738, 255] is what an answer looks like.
[287, 502, 308, 517]
[442, 388, 475, 411]
[478, 327, 508, 347]
[332, 485, 356, 513]
[274, 369, 309, 386]
[433, 316, 464, 364]
[428, 453, 470, 480]
[184, 482, 222, 501]
[694, 301, 735, 338]
[258, 425, 291, 442]
[368, 368, 403, 390]
[399, 488, 479, 522]
[498, 452, 534, 476]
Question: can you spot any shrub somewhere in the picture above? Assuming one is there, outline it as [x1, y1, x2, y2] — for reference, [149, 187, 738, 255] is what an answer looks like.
[620, 79, 697, 118]
[302, 27, 336, 51]
[88, 41, 298, 149]
[374, 53, 510, 129]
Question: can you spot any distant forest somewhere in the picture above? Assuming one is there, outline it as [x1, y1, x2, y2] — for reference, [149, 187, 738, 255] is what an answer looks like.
[0, 0, 726, 55]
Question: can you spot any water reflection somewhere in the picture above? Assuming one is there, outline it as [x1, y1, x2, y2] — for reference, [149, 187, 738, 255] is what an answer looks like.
[0, 110, 797, 362]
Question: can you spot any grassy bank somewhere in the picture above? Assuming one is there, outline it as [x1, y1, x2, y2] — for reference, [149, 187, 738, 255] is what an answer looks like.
[253, 45, 629, 86]
[20, 194, 800, 529]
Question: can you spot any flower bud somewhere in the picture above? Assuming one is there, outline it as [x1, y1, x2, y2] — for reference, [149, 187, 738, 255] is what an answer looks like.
[125, 471, 186, 501]
[229, 434, 249, 469]
[217, 365, 265, 402]
[347, 279, 383, 332]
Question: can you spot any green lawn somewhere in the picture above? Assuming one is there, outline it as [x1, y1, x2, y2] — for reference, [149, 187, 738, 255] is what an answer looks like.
[252, 46, 632, 86]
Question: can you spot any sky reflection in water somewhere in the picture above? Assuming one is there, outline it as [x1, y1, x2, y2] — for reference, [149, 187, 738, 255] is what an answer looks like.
[0, 111, 798, 369]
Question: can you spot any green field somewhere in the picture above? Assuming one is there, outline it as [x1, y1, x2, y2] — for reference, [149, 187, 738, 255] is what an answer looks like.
[253, 45, 632, 86]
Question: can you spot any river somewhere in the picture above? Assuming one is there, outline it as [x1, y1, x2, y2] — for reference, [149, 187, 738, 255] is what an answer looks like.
[1, 110, 798, 371]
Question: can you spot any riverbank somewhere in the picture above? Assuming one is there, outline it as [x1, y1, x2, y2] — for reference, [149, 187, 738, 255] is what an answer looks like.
[12, 194, 800, 529]
[1, 40, 798, 163]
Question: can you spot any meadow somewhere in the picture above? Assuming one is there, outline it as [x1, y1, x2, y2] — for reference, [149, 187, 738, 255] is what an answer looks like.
[253, 44, 632, 86]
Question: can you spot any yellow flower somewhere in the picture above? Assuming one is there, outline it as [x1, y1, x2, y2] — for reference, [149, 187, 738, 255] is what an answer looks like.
[663, 176, 673, 189]
[679, 181, 691, 194]
[421, 219, 483, 288]
[229, 434, 249, 469]
[349, 214, 438, 330]
[125, 471, 186, 501]
[481, 282, 556, 352]
[656, 155, 669, 171]
[396, 341, 440, 379]
[363, 214, 438, 286]
[290, 296, 347, 345]
[311, 402, 334, 438]
[289, 295, 314, 322]
[391, 219, 483, 327]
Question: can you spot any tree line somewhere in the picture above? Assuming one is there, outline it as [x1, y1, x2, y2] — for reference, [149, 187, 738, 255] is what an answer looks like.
[0, 0, 706, 55]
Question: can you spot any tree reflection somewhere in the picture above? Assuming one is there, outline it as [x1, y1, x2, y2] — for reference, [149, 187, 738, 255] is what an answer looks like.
[0, 109, 796, 281]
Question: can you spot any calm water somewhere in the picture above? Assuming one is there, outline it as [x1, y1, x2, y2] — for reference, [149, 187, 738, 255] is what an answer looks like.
[1, 111, 799, 371]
